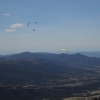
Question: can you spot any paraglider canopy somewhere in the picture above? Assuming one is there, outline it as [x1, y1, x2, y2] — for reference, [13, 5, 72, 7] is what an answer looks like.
[27, 21, 37, 27]
[60, 49, 68, 53]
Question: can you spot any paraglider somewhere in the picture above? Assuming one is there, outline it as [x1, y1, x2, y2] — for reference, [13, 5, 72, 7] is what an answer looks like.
[60, 49, 68, 58]
[27, 21, 37, 31]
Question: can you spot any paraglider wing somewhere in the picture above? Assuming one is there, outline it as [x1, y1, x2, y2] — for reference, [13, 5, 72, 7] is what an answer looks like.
[27, 21, 37, 27]
[60, 49, 68, 53]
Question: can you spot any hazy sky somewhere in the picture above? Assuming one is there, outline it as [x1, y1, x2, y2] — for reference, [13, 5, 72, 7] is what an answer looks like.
[0, 0, 100, 54]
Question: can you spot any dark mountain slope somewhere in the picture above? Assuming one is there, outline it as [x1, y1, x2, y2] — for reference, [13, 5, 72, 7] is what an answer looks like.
[0, 54, 100, 99]
[0, 57, 95, 86]
[1, 52, 100, 67]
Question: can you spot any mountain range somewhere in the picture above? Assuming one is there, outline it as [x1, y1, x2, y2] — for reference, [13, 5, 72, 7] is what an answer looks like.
[1, 52, 100, 67]
[79, 51, 100, 57]
[0, 52, 100, 99]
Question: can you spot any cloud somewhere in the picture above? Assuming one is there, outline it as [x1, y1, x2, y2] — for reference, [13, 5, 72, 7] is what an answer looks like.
[11, 23, 23, 28]
[5, 29, 16, 32]
[4, 13, 10, 16]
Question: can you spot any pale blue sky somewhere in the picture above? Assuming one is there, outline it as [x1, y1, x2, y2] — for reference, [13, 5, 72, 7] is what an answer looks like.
[0, 0, 100, 54]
